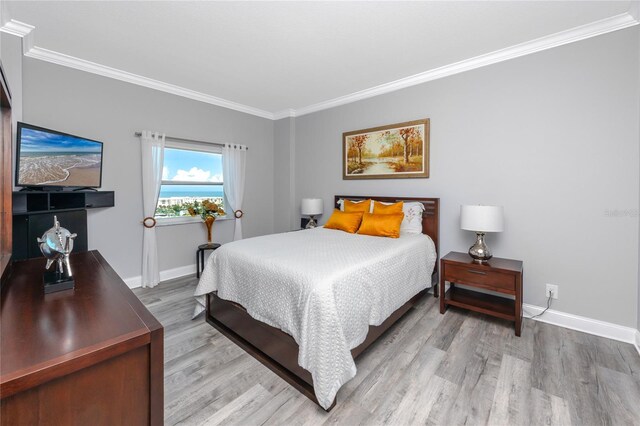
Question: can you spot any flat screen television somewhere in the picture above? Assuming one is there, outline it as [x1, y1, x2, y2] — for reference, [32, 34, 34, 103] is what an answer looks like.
[16, 122, 103, 189]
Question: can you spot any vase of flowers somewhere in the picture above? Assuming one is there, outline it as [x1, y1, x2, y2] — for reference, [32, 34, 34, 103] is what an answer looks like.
[188, 199, 226, 245]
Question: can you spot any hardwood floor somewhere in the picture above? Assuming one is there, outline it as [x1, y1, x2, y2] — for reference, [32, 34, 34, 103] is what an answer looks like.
[134, 276, 640, 425]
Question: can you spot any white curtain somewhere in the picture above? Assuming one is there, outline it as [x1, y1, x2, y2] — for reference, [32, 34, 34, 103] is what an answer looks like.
[223, 143, 247, 240]
[140, 131, 165, 288]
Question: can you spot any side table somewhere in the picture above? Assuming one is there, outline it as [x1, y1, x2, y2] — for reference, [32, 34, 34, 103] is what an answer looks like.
[440, 251, 523, 336]
[197, 243, 221, 278]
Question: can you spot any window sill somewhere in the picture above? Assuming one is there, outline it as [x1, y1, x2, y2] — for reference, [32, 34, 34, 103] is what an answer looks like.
[155, 215, 233, 227]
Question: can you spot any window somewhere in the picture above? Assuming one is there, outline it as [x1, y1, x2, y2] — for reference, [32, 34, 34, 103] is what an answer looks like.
[155, 141, 225, 224]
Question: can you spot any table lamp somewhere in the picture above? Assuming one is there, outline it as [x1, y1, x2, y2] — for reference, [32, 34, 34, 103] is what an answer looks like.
[301, 198, 323, 229]
[460, 205, 504, 263]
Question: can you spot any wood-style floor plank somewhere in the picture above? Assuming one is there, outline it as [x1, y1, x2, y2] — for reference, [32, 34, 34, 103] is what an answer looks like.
[133, 275, 640, 425]
[370, 345, 447, 425]
[596, 365, 640, 425]
[443, 317, 506, 425]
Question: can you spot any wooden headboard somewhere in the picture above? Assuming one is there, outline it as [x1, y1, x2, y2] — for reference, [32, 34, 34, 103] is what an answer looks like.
[334, 195, 440, 256]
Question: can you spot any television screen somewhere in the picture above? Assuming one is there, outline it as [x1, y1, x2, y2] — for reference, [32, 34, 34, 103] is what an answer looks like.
[16, 122, 103, 188]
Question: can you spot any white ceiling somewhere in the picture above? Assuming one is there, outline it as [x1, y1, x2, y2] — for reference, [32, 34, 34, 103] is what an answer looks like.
[2, 1, 636, 117]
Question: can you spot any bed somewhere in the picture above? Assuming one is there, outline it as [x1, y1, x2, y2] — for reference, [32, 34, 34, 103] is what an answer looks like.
[193, 195, 440, 410]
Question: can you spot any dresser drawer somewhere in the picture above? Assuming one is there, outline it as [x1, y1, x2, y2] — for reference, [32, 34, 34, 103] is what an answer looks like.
[444, 263, 516, 293]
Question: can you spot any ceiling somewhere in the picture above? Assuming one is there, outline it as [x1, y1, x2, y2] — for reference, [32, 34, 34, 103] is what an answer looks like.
[1, 1, 636, 118]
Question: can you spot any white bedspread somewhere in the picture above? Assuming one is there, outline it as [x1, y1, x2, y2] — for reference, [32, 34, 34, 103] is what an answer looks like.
[193, 227, 436, 409]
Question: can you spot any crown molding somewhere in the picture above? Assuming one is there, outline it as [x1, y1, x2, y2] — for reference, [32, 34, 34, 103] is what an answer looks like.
[0, 20, 275, 119]
[293, 11, 639, 117]
[24, 46, 275, 119]
[0, 19, 33, 37]
[272, 109, 296, 120]
[0, 19, 34, 54]
[1, 11, 638, 120]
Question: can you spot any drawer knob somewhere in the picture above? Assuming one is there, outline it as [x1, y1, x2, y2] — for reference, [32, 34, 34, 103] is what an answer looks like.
[467, 269, 486, 275]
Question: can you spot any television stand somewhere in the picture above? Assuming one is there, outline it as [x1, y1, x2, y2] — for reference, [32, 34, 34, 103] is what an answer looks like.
[72, 187, 98, 192]
[19, 186, 63, 192]
[12, 190, 115, 260]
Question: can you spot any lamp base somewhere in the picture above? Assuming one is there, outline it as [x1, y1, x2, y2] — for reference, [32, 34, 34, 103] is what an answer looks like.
[468, 232, 492, 263]
[305, 216, 318, 229]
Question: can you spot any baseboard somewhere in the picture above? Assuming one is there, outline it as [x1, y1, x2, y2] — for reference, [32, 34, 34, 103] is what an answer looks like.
[523, 303, 638, 345]
[124, 263, 196, 289]
[635, 329, 640, 356]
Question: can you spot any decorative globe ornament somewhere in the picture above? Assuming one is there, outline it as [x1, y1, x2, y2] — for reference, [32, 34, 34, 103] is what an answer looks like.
[37, 216, 77, 293]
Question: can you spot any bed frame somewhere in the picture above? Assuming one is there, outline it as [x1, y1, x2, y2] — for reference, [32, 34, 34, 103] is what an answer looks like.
[205, 195, 439, 410]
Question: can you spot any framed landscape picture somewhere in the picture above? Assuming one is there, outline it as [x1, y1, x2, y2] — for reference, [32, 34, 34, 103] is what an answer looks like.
[343, 119, 430, 180]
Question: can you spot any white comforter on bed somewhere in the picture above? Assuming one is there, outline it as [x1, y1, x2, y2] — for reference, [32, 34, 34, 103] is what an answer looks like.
[193, 227, 436, 409]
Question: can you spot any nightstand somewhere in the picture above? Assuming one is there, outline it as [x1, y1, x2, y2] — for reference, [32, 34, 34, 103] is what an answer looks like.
[440, 252, 523, 336]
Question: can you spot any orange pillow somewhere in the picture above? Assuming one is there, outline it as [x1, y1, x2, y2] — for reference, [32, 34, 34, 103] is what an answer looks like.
[344, 199, 371, 213]
[324, 209, 364, 234]
[373, 200, 403, 214]
[357, 213, 404, 238]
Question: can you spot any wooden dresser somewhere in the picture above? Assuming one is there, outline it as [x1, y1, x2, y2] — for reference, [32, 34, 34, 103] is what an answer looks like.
[0, 250, 163, 425]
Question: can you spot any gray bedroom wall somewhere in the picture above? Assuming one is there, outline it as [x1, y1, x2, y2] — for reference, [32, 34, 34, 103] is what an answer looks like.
[274, 117, 296, 233]
[293, 27, 640, 328]
[21, 58, 275, 281]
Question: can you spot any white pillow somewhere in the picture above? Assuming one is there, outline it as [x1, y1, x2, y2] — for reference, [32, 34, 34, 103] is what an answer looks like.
[336, 198, 373, 212]
[375, 200, 425, 234]
[401, 202, 425, 234]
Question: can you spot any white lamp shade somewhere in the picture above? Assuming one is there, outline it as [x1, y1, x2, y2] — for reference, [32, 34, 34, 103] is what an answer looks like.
[301, 198, 323, 216]
[460, 205, 504, 233]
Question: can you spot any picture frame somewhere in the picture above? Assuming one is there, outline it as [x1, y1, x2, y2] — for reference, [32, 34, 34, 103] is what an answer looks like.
[342, 118, 430, 180]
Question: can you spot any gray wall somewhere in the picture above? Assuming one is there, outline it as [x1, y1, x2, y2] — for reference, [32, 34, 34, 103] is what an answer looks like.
[292, 27, 640, 327]
[273, 117, 296, 232]
[21, 58, 275, 281]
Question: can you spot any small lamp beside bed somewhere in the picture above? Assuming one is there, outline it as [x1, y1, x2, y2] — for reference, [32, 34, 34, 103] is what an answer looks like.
[460, 204, 504, 263]
[301, 198, 324, 229]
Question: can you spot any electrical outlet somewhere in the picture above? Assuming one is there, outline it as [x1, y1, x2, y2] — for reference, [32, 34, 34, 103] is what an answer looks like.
[545, 284, 559, 299]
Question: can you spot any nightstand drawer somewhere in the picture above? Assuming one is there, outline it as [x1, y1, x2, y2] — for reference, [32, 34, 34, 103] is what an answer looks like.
[444, 263, 516, 293]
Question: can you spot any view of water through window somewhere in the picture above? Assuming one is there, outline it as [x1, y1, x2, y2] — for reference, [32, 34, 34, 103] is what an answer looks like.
[155, 148, 224, 218]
